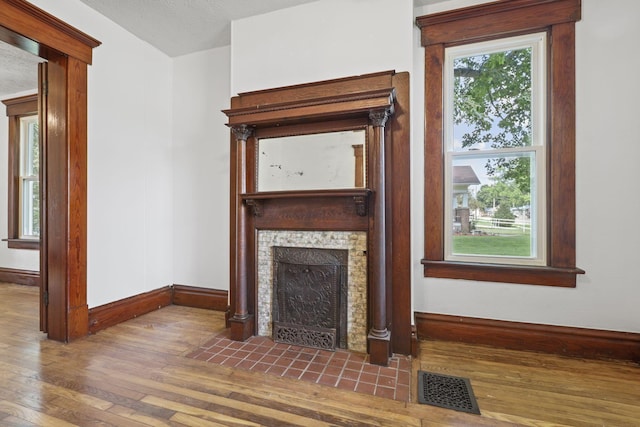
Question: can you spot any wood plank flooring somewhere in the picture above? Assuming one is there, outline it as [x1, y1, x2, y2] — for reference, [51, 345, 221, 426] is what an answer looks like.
[1, 283, 638, 426]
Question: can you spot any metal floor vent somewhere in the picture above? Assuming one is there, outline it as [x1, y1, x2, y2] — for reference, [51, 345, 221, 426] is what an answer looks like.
[417, 371, 480, 415]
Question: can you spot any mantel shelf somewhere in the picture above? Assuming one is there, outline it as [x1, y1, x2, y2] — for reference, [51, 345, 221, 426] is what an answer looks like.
[242, 189, 371, 218]
[242, 188, 371, 200]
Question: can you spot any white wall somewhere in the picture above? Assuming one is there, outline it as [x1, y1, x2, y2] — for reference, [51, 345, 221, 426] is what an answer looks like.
[231, 0, 414, 94]
[411, 0, 640, 333]
[28, 0, 174, 307]
[0, 93, 40, 271]
[172, 46, 231, 289]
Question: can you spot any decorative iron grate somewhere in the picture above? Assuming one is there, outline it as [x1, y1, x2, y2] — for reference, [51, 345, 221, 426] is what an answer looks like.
[273, 323, 336, 350]
[272, 246, 348, 350]
[417, 371, 480, 415]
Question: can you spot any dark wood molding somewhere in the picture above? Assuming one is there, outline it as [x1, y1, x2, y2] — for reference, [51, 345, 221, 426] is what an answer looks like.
[2, 93, 38, 113]
[1, 0, 100, 342]
[0, 267, 39, 286]
[410, 325, 419, 358]
[421, 260, 584, 287]
[89, 285, 229, 334]
[48, 54, 90, 341]
[2, 94, 38, 251]
[417, 0, 584, 286]
[224, 88, 396, 127]
[0, 0, 100, 64]
[549, 21, 578, 269]
[245, 190, 371, 231]
[38, 63, 48, 333]
[388, 71, 412, 356]
[416, 0, 581, 46]
[415, 312, 640, 363]
[423, 43, 445, 262]
[88, 287, 173, 335]
[232, 70, 399, 108]
[4, 238, 40, 250]
[172, 285, 228, 311]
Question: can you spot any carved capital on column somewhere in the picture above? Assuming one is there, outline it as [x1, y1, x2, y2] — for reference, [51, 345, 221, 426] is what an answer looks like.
[231, 124, 254, 142]
[245, 199, 263, 217]
[353, 196, 367, 216]
[369, 107, 394, 128]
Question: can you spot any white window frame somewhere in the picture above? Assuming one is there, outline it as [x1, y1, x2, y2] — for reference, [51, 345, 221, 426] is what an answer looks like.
[443, 33, 547, 266]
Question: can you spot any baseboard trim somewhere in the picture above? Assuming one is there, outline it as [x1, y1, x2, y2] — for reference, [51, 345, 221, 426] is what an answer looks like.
[88, 285, 230, 335]
[0, 267, 39, 286]
[172, 284, 228, 311]
[88, 286, 173, 335]
[414, 312, 640, 363]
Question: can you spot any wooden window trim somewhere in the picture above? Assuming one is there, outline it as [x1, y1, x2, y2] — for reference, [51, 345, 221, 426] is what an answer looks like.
[416, 0, 584, 287]
[2, 94, 39, 250]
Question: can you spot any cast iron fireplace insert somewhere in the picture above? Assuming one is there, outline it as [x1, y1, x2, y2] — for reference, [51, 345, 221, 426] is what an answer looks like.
[272, 246, 348, 350]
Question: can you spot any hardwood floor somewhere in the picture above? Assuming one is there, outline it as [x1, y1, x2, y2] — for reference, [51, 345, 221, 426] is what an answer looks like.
[1, 283, 638, 426]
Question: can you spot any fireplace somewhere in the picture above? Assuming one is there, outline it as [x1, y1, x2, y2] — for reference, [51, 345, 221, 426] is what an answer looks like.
[257, 231, 367, 353]
[224, 71, 412, 365]
[271, 246, 348, 350]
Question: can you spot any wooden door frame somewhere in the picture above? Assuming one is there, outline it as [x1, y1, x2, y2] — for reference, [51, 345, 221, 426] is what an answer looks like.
[0, 0, 100, 341]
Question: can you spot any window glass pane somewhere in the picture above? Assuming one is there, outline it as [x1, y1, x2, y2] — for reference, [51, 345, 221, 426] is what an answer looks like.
[27, 120, 39, 175]
[20, 116, 39, 176]
[21, 179, 40, 238]
[452, 47, 532, 152]
[449, 152, 537, 260]
[18, 115, 40, 239]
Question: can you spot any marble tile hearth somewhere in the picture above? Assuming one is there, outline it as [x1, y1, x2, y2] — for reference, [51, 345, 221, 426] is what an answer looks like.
[187, 332, 411, 402]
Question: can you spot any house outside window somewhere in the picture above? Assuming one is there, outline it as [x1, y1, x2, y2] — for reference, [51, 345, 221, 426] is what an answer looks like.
[417, 0, 584, 287]
[2, 94, 40, 250]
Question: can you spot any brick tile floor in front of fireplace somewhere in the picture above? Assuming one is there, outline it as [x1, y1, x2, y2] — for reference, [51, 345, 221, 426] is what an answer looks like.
[187, 333, 411, 402]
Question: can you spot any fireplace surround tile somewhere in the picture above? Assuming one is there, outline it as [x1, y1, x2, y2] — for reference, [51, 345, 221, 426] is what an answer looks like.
[257, 230, 367, 353]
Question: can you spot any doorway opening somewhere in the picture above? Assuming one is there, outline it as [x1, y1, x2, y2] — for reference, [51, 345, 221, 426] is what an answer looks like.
[0, 0, 100, 341]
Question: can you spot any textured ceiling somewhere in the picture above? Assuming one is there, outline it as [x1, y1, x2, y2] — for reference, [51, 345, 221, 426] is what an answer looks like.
[0, 42, 41, 99]
[77, 0, 322, 57]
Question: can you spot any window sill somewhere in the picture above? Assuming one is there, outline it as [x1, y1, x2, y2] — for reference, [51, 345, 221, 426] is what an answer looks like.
[421, 259, 584, 287]
[4, 238, 40, 250]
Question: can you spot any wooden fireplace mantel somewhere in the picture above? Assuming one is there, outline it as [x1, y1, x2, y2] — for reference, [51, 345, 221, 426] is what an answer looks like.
[242, 189, 371, 229]
[223, 70, 412, 365]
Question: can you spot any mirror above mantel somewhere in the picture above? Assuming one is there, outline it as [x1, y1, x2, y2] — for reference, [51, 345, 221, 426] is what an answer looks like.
[257, 129, 366, 192]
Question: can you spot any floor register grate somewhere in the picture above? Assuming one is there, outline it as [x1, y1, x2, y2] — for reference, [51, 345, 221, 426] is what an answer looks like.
[417, 371, 481, 415]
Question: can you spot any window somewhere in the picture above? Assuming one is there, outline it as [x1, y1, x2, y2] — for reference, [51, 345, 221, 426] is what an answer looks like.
[19, 114, 40, 239]
[445, 33, 546, 266]
[2, 94, 40, 249]
[417, 0, 584, 286]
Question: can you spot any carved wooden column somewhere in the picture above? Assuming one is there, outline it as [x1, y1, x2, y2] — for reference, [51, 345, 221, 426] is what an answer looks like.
[229, 124, 254, 341]
[368, 107, 393, 366]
